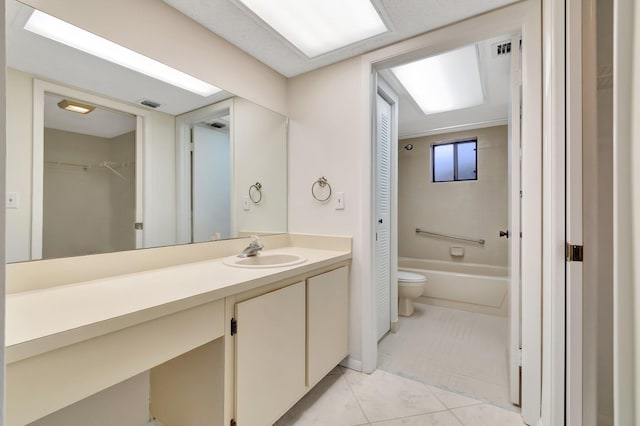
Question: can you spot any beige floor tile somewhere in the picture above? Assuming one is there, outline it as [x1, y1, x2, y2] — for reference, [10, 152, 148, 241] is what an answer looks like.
[370, 411, 463, 425]
[428, 386, 484, 409]
[450, 404, 525, 426]
[275, 374, 368, 426]
[343, 369, 446, 422]
[378, 304, 511, 406]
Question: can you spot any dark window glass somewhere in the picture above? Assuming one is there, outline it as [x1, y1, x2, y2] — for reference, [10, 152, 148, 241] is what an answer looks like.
[432, 139, 477, 182]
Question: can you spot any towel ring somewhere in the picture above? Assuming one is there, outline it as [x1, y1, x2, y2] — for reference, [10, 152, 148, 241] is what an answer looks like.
[249, 182, 262, 203]
[311, 176, 332, 202]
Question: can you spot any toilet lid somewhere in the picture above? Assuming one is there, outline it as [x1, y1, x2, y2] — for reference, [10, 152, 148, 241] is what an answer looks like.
[398, 271, 427, 282]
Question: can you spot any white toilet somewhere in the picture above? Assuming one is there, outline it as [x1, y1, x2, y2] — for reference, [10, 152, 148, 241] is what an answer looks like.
[397, 271, 427, 316]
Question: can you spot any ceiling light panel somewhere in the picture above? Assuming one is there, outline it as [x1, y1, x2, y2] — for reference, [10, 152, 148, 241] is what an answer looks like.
[24, 10, 221, 97]
[237, 0, 387, 57]
[391, 45, 485, 115]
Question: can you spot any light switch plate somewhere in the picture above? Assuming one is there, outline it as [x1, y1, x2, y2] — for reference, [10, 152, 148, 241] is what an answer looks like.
[7, 192, 18, 209]
[242, 196, 250, 211]
[335, 192, 345, 210]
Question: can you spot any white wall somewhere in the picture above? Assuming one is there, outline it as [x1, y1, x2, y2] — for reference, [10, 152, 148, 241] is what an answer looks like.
[288, 57, 368, 367]
[109, 131, 136, 252]
[233, 98, 288, 236]
[398, 126, 508, 267]
[29, 373, 150, 426]
[5, 68, 33, 262]
[43, 128, 114, 258]
[19, 0, 287, 116]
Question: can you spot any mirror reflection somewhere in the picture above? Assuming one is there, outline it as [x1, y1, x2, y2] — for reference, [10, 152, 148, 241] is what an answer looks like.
[5, 0, 288, 263]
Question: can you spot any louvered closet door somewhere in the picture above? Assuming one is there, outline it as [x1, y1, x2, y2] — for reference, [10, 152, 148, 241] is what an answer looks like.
[375, 94, 392, 341]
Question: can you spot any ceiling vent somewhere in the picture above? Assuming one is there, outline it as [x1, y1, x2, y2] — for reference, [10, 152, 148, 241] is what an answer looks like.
[139, 99, 161, 109]
[492, 41, 512, 57]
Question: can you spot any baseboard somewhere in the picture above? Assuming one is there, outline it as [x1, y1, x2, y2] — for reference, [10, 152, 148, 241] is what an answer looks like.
[340, 356, 362, 372]
[416, 296, 508, 317]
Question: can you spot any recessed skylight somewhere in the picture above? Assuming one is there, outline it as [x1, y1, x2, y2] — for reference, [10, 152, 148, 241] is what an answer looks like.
[237, 0, 387, 58]
[391, 45, 485, 115]
[24, 10, 222, 97]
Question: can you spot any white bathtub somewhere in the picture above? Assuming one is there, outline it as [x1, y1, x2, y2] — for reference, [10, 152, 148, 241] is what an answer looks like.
[398, 257, 509, 316]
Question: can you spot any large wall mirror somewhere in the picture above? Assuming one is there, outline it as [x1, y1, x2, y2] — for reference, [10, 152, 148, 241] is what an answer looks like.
[5, 0, 288, 263]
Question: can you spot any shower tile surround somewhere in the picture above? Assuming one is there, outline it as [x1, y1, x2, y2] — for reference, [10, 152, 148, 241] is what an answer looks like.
[398, 126, 508, 267]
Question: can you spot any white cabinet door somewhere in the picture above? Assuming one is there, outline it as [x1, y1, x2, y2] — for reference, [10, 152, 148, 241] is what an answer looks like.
[307, 267, 349, 387]
[235, 282, 306, 426]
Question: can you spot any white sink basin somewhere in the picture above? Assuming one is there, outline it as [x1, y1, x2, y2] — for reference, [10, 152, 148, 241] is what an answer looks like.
[223, 253, 307, 269]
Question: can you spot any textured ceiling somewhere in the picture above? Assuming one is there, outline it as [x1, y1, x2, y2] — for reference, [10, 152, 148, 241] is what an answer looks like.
[162, 0, 520, 77]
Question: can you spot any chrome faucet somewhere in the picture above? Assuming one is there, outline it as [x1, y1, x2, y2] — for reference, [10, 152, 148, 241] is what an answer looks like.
[238, 235, 264, 258]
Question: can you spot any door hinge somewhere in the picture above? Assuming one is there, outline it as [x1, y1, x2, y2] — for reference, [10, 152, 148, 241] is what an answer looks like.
[134, 222, 144, 230]
[518, 348, 522, 366]
[566, 243, 584, 262]
[230, 419, 236, 426]
[230, 318, 237, 336]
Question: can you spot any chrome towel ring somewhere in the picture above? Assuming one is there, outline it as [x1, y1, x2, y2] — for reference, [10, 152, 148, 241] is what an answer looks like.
[312, 176, 332, 202]
[249, 182, 262, 203]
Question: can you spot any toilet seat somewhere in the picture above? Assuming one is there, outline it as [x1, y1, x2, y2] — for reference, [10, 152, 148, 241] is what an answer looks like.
[397, 271, 427, 283]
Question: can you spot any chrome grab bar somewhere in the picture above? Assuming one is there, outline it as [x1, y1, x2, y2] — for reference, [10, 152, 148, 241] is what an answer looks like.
[415, 228, 485, 246]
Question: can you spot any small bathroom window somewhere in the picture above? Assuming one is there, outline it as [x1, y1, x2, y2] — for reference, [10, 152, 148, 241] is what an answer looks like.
[432, 139, 477, 182]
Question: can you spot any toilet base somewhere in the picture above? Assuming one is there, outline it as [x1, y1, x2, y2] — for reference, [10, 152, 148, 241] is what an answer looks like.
[398, 297, 415, 316]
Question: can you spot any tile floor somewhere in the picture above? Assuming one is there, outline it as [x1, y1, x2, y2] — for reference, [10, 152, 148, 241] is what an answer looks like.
[378, 303, 512, 407]
[276, 366, 525, 425]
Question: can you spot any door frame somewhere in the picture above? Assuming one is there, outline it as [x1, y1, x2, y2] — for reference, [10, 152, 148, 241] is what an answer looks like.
[373, 76, 399, 337]
[175, 99, 234, 244]
[362, 2, 546, 424]
[31, 79, 150, 259]
[507, 32, 523, 406]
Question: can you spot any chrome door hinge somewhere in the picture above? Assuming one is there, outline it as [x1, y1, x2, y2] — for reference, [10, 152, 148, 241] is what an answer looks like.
[134, 222, 144, 230]
[566, 243, 584, 262]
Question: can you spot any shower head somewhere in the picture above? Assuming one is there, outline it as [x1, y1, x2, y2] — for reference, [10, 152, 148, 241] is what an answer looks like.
[400, 144, 414, 152]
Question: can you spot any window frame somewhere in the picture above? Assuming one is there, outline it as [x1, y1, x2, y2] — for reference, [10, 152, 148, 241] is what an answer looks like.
[431, 137, 478, 183]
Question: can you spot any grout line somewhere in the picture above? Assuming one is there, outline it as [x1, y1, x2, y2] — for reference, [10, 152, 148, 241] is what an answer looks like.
[340, 369, 373, 425]
[448, 406, 469, 426]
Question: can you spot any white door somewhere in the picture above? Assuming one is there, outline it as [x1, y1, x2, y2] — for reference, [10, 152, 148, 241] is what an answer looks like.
[507, 34, 523, 406]
[191, 125, 231, 242]
[375, 93, 392, 341]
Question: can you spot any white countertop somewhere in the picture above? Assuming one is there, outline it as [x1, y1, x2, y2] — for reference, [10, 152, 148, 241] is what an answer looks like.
[6, 246, 351, 363]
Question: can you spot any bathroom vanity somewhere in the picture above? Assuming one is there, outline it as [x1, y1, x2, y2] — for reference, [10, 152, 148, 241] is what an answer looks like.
[5, 234, 351, 426]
